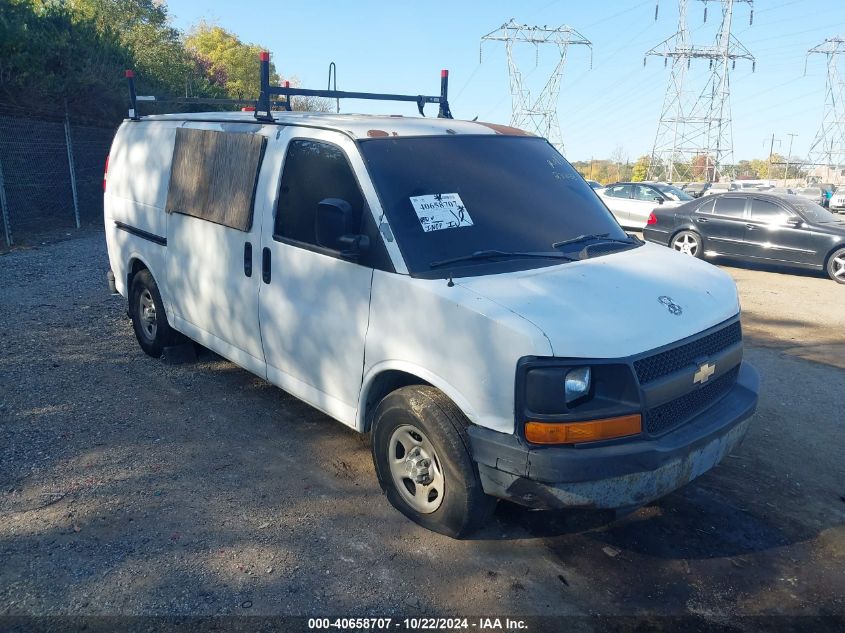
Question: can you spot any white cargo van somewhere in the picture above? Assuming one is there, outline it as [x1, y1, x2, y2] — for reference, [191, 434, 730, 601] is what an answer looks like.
[104, 64, 758, 538]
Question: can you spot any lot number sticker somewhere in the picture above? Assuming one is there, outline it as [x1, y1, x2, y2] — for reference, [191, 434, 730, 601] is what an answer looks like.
[409, 193, 474, 232]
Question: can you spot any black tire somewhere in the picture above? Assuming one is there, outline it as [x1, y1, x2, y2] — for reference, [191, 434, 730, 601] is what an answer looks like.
[670, 230, 704, 259]
[827, 247, 845, 284]
[371, 386, 497, 538]
[129, 269, 179, 357]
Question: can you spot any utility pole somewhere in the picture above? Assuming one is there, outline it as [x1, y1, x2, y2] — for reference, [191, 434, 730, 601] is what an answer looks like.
[481, 19, 593, 154]
[765, 134, 781, 182]
[784, 132, 798, 185]
[645, 0, 755, 182]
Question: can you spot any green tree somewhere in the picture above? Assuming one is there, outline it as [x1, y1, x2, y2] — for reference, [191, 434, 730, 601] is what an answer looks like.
[185, 23, 279, 99]
[0, 0, 133, 119]
[631, 155, 649, 182]
[69, 0, 194, 96]
[749, 158, 770, 179]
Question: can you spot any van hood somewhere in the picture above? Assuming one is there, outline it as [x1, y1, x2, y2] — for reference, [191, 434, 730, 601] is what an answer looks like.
[455, 243, 740, 359]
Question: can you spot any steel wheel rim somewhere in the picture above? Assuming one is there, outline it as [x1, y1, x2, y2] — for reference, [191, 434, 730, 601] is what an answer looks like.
[387, 424, 445, 514]
[673, 233, 699, 256]
[833, 254, 845, 280]
[139, 289, 158, 340]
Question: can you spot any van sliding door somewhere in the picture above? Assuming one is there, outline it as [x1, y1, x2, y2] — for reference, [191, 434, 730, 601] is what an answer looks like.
[164, 125, 270, 375]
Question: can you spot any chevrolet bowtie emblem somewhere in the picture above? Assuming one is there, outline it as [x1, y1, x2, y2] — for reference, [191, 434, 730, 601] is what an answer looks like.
[693, 362, 716, 384]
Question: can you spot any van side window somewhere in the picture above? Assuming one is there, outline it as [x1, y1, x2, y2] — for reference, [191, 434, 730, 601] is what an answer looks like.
[275, 140, 364, 245]
[166, 128, 266, 231]
[273, 139, 394, 271]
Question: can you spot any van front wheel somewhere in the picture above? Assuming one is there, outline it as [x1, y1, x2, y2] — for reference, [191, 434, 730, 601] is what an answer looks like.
[371, 386, 496, 538]
[130, 269, 179, 358]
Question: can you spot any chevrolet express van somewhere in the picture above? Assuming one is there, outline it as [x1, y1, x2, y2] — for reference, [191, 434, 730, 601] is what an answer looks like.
[104, 110, 759, 537]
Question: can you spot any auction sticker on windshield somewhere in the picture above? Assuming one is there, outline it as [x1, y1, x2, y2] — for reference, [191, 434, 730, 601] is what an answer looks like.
[409, 193, 474, 232]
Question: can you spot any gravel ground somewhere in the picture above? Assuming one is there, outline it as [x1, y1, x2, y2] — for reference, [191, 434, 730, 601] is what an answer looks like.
[1, 229, 844, 625]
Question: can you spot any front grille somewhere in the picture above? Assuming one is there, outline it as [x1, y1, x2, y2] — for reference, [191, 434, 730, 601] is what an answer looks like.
[634, 321, 742, 385]
[644, 365, 740, 435]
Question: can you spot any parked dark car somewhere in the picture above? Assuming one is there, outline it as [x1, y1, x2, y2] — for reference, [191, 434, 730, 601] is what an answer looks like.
[682, 182, 711, 198]
[643, 192, 845, 283]
[795, 186, 826, 207]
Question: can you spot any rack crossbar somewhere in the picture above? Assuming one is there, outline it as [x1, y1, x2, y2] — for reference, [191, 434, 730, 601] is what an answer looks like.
[124, 53, 453, 121]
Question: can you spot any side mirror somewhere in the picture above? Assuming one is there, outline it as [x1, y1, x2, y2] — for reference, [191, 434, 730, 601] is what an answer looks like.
[654, 196, 665, 205]
[786, 216, 803, 228]
[315, 198, 369, 259]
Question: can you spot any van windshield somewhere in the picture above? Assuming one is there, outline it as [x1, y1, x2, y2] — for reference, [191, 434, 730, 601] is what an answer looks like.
[358, 135, 635, 278]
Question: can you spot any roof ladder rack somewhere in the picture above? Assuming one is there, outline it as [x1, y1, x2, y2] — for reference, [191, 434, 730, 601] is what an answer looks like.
[124, 53, 453, 121]
[254, 51, 453, 121]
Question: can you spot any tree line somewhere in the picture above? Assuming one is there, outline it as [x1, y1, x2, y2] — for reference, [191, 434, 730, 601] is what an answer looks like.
[0, 0, 323, 124]
[571, 152, 806, 185]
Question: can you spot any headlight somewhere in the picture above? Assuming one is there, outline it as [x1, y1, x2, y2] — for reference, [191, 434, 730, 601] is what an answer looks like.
[518, 360, 642, 444]
[564, 367, 591, 404]
[520, 361, 640, 416]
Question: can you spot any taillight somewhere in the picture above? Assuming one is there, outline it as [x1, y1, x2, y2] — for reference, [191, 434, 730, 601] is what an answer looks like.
[103, 155, 110, 192]
[647, 212, 657, 225]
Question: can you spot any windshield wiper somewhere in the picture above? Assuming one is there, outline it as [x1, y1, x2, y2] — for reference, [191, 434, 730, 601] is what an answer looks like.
[551, 233, 637, 249]
[429, 250, 576, 269]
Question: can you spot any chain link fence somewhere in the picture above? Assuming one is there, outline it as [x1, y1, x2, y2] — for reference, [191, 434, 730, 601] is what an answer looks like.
[0, 103, 116, 246]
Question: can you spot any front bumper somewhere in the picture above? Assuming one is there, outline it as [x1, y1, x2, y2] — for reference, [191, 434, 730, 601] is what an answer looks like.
[469, 362, 759, 510]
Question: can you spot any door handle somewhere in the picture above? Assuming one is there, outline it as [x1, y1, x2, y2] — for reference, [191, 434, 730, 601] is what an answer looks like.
[695, 217, 709, 223]
[262, 247, 271, 283]
[243, 242, 252, 277]
[745, 224, 757, 230]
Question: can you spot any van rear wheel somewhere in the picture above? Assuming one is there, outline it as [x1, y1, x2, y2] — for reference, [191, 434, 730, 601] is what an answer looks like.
[130, 269, 179, 357]
[371, 386, 497, 538]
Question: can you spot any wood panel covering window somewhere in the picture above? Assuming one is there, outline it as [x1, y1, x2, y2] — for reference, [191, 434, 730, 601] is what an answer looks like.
[165, 128, 266, 231]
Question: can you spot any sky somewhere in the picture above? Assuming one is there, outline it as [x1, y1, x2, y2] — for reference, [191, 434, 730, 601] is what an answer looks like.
[165, 0, 845, 163]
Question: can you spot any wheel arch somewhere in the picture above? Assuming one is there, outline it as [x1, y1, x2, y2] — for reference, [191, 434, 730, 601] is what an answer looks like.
[357, 362, 479, 434]
[823, 243, 845, 275]
[669, 225, 702, 242]
[824, 243, 845, 266]
[126, 256, 149, 294]
[125, 254, 170, 315]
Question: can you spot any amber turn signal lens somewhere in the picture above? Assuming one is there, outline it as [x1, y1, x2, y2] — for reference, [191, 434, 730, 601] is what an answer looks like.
[525, 414, 642, 445]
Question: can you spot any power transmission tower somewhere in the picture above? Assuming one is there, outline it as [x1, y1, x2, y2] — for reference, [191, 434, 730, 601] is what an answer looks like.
[805, 37, 845, 183]
[645, 1, 755, 182]
[480, 19, 592, 154]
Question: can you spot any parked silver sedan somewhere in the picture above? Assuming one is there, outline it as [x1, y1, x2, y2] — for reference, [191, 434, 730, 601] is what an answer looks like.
[597, 182, 691, 229]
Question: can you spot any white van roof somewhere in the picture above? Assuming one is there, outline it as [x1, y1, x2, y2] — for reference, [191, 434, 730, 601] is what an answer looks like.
[136, 111, 532, 140]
